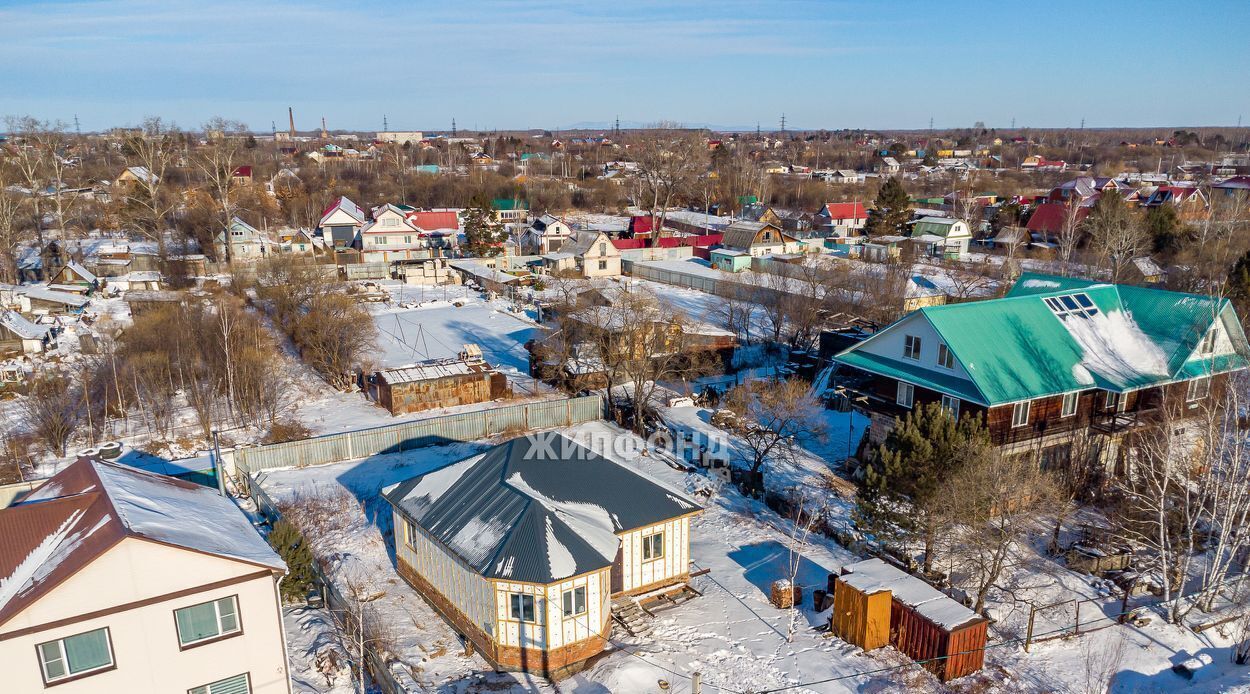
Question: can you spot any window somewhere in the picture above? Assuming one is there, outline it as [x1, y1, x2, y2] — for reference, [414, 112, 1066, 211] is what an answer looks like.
[375, 236, 388, 245]
[1011, 401, 1030, 428]
[1201, 328, 1219, 354]
[175, 595, 241, 647]
[940, 394, 960, 419]
[404, 235, 412, 244]
[1061, 392, 1078, 417]
[903, 335, 922, 360]
[1104, 391, 1119, 410]
[598, 260, 607, 271]
[383, 217, 398, 227]
[599, 242, 607, 256]
[562, 586, 587, 618]
[1188, 376, 1211, 401]
[189, 673, 251, 694]
[896, 382, 914, 409]
[37, 628, 114, 684]
[763, 231, 773, 241]
[1043, 292, 1100, 320]
[404, 520, 417, 547]
[509, 593, 536, 622]
[937, 343, 955, 369]
[642, 532, 664, 560]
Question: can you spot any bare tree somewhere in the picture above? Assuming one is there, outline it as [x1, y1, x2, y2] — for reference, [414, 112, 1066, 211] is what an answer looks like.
[1055, 198, 1084, 272]
[632, 135, 707, 245]
[1086, 194, 1145, 282]
[0, 169, 29, 282]
[942, 449, 1057, 613]
[121, 117, 180, 258]
[194, 118, 248, 262]
[722, 378, 828, 475]
[21, 375, 84, 457]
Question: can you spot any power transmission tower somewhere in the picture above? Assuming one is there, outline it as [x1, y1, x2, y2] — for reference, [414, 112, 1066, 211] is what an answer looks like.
[780, 113, 786, 134]
[383, 115, 388, 132]
[1011, 117, 1016, 129]
[73, 114, 81, 136]
[452, 118, 457, 137]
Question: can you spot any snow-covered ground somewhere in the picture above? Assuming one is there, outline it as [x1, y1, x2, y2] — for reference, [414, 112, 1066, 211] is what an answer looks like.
[367, 294, 540, 374]
[257, 416, 1250, 693]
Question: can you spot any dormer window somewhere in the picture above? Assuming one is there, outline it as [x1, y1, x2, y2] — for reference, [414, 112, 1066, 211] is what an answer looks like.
[1044, 293, 1099, 320]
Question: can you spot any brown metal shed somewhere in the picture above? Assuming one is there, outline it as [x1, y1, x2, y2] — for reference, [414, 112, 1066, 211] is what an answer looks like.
[891, 599, 988, 682]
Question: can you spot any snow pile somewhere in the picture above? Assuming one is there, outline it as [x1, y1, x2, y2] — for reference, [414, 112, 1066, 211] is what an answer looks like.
[1022, 278, 1062, 289]
[1062, 309, 1170, 388]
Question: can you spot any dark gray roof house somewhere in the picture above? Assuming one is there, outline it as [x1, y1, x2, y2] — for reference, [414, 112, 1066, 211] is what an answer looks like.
[383, 433, 700, 585]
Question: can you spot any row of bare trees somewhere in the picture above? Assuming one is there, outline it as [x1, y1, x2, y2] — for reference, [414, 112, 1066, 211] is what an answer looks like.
[251, 255, 377, 390]
[16, 291, 291, 458]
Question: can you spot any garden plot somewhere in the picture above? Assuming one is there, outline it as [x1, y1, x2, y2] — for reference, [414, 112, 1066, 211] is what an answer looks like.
[368, 297, 539, 374]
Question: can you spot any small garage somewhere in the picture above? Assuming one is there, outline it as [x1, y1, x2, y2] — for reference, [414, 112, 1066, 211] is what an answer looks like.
[831, 558, 988, 682]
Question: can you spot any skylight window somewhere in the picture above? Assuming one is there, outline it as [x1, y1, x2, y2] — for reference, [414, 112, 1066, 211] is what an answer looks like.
[1044, 293, 1099, 320]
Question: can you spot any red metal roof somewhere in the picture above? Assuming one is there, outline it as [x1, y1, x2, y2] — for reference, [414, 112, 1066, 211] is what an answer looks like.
[407, 210, 460, 230]
[1026, 202, 1089, 235]
[611, 238, 647, 250]
[824, 202, 867, 220]
[232, 165, 253, 178]
[629, 215, 655, 235]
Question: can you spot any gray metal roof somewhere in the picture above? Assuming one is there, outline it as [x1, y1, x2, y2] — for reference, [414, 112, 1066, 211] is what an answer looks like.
[383, 434, 701, 585]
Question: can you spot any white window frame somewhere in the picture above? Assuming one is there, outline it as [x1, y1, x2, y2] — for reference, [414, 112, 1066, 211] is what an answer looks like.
[937, 343, 955, 369]
[1187, 376, 1211, 402]
[940, 394, 960, 419]
[896, 381, 914, 409]
[189, 672, 251, 694]
[1104, 391, 1119, 410]
[509, 593, 536, 622]
[175, 595, 241, 647]
[562, 586, 587, 618]
[642, 531, 665, 561]
[37, 628, 115, 684]
[1061, 392, 1078, 418]
[1011, 401, 1030, 428]
[903, 335, 922, 361]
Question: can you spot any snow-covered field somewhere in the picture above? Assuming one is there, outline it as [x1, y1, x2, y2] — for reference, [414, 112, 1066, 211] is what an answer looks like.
[367, 295, 540, 374]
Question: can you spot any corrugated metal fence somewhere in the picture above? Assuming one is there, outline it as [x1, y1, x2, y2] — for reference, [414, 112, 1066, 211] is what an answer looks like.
[235, 395, 602, 474]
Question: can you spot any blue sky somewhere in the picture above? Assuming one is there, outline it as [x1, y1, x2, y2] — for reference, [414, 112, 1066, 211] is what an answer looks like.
[2, 0, 1248, 133]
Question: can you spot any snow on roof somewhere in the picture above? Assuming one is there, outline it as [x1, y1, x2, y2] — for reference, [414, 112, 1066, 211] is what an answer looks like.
[319, 196, 366, 226]
[0, 309, 49, 340]
[839, 558, 982, 630]
[19, 286, 89, 307]
[383, 434, 700, 584]
[59, 261, 97, 284]
[124, 166, 158, 185]
[377, 356, 494, 384]
[0, 459, 282, 626]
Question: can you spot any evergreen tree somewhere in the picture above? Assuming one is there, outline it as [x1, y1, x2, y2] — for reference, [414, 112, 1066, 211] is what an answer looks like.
[854, 402, 991, 573]
[462, 195, 508, 257]
[864, 176, 912, 237]
[1144, 205, 1183, 255]
[268, 518, 316, 603]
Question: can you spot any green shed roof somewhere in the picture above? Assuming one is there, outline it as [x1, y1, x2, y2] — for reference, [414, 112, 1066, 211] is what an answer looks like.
[492, 198, 528, 211]
[837, 273, 1249, 406]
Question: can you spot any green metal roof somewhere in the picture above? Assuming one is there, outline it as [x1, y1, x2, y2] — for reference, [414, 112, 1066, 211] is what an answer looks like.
[492, 198, 528, 211]
[837, 273, 1249, 406]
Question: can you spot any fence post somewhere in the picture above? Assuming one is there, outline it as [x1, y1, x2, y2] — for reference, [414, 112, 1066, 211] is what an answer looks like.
[1025, 605, 1036, 652]
[1074, 601, 1081, 636]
